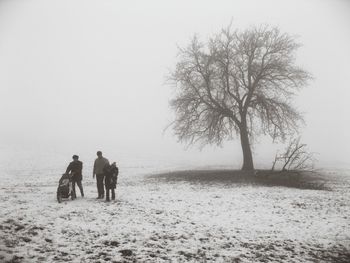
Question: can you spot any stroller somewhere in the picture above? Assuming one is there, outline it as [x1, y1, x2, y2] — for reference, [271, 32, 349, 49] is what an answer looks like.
[57, 173, 75, 203]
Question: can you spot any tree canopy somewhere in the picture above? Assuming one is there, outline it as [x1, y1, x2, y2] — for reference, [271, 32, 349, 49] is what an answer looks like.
[170, 25, 311, 170]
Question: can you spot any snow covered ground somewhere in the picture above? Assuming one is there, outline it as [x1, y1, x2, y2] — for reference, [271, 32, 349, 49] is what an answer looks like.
[1, 158, 350, 262]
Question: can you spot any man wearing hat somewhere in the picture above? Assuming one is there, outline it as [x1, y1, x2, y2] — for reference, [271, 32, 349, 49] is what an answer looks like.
[66, 155, 84, 198]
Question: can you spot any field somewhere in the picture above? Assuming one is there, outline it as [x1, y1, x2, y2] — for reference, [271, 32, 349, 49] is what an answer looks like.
[1, 168, 350, 262]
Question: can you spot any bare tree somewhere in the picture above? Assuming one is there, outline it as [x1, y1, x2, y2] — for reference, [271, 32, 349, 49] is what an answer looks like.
[272, 137, 316, 172]
[169, 25, 311, 170]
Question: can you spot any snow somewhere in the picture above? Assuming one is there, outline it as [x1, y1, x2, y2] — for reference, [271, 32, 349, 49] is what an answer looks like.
[1, 158, 350, 262]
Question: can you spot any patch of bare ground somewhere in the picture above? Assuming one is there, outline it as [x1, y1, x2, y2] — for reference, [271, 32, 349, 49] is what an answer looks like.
[231, 240, 350, 263]
[147, 169, 332, 190]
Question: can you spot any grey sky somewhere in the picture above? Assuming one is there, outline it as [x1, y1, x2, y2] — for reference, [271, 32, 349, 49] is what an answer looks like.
[0, 0, 349, 168]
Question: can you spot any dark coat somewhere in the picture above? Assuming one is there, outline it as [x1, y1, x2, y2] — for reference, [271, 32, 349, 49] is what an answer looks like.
[104, 164, 118, 189]
[66, 160, 83, 181]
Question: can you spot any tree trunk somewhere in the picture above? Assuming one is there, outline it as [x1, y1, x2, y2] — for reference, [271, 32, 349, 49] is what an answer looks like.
[239, 124, 254, 171]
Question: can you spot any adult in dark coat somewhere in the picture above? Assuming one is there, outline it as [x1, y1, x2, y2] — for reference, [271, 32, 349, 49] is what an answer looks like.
[103, 162, 118, 201]
[93, 151, 109, 199]
[66, 155, 84, 198]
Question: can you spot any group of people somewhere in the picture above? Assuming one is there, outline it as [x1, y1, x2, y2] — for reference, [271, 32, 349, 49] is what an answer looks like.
[65, 151, 119, 202]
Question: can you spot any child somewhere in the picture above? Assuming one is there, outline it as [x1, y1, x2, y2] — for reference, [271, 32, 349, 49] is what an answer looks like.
[104, 162, 119, 201]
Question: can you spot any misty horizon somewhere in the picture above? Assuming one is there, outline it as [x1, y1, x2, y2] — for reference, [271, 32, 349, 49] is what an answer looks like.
[1, 0, 350, 169]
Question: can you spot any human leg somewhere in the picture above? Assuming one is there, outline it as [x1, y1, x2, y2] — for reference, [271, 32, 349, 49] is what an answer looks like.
[96, 176, 100, 198]
[106, 188, 110, 201]
[71, 180, 77, 199]
[105, 176, 110, 201]
[76, 180, 84, 197]
[111, 189, 115, 200]
[97, 174, 104, 198]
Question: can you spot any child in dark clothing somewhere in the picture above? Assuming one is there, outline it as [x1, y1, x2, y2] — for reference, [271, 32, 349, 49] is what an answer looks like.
[103, 162, 119, 201]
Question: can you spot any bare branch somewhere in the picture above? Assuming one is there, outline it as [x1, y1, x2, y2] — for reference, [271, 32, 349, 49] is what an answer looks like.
[168, 24, 312, 170]
[271, 137, 316, 172]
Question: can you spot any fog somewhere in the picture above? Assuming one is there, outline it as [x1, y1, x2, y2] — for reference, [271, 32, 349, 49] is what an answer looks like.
[1, 0, 350, 168]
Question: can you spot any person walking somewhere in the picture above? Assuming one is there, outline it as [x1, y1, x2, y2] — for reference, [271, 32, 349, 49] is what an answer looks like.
[65, 155, 84, 198]
[93, 151, 109, 199]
